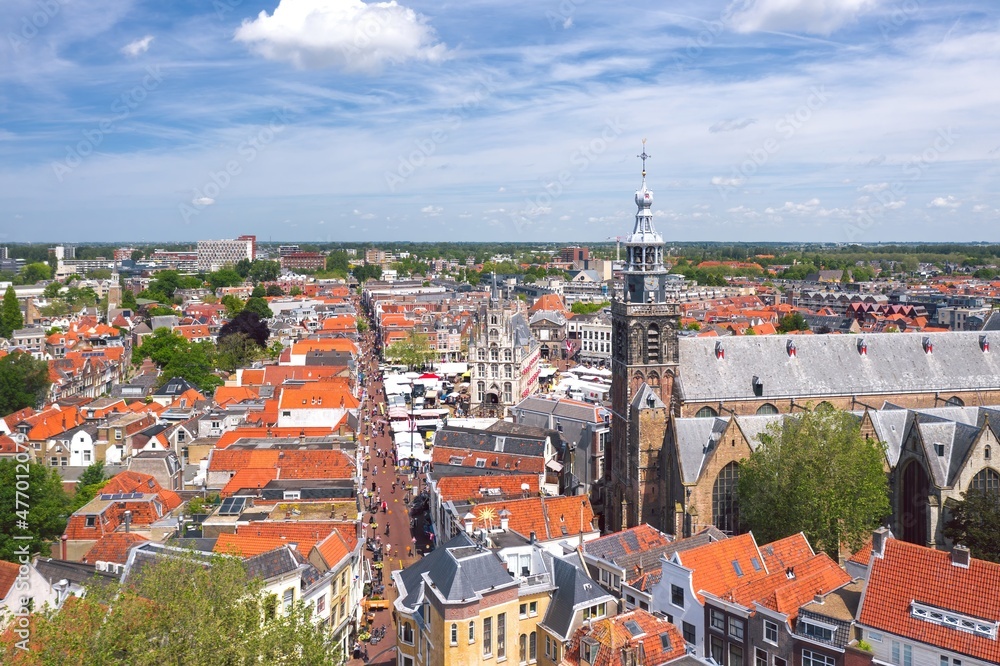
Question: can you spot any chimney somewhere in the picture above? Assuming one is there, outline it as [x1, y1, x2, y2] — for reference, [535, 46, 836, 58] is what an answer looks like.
[857, 338, 867, 356]
[499, 508, 511, 532]
[951, 545, 971, 569]
[529, 530, 536, 544]
[464, 512, 475, 534]
[872, 526, 891, 558]
[124, 510, 132, 533]
[60, 535, 68, 560]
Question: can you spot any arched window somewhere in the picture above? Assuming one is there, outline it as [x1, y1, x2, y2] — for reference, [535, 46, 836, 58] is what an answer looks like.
[970, 468, 1000, 494]
[477, 382, 485, 402]
[647, 371, 660, 389]
[491, 315, 498, 325]
[519, 634, 527, 662]
[477, 348, 486, 361]
[756, 403, 778, 415]
[695, 406, 718, 419]
[505, 365, 513, 379]
[491, 364, 499, 378]
[647, 324, 660, 363]
[712, 462, 740, 534]
[490, 347, 499, 361]
[504, 382, 513, 404]
[986, 445, 992, 461]
[946, 396, 965, 407]
[504, 349, 512, 362]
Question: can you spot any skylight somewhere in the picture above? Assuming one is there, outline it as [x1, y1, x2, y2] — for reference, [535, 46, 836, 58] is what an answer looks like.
[732, 560, 744, 577]
[623, 620, 643, 637]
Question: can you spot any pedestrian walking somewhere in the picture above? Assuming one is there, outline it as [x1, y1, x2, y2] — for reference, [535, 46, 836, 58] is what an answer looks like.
[385, 522, 390, 536]
[392, 481, 397, 493]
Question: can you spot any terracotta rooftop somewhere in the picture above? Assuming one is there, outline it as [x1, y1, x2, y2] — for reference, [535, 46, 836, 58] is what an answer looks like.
[81, 532, 150, 565]
[858, 538, 1000, 664]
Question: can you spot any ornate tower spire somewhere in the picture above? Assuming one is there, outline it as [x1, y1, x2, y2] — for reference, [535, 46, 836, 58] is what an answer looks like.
[625, 140, 665, 285]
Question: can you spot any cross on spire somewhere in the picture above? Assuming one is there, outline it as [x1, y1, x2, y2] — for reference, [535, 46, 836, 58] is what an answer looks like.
[638, 139, 650, 178]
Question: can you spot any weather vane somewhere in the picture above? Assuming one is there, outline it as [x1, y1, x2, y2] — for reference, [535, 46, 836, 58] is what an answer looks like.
[638, 138, 650, 178]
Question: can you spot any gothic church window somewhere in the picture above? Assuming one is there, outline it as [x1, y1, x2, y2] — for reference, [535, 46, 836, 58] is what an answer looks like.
[712, 462, 740, 534]
[970, 468, 1000, 494]
[695, 406, 717, 419]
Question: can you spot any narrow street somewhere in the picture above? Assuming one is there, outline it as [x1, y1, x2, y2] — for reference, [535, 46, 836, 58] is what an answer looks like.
[349, 300, 433, 666]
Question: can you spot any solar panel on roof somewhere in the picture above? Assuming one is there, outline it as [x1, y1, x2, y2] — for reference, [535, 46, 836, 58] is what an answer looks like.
[218, 497, 247, 516]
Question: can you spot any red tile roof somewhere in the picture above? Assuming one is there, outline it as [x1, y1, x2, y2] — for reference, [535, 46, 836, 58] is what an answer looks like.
[759, 532, 814, 571]
[563, 609, 686, 666]
[858, 538, 1000, 664]
[467, 495, 595, 541]
[0, 560, 18, 600]
[81, 532, 149, 565]
[436, 474, 540, 502]
[432, 445, 544, 474]
[676, 533, 766, 603]
[214, 533, 304, 558]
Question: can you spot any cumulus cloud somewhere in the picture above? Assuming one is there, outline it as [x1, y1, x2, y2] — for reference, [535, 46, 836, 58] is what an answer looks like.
[708, 118, 757, 133]
[728, 0, 879, 35]
[710, 176, 745, 187]
[235, 0, 448, 72]
[121, 35, 154, 57]
[767, 198, 820, 214]
[858, 182, 889, 193]
[421, 205, 443, 216]
[193, 196, 215, 206]
[928, 195, 961, 209]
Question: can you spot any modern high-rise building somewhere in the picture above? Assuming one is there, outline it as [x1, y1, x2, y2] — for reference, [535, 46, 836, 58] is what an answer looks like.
[604, 143, 680, 533]
[196, 237, 255, 272]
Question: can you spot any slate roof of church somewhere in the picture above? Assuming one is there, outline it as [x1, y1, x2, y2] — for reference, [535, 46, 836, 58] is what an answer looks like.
[678, 331, 1000, 402]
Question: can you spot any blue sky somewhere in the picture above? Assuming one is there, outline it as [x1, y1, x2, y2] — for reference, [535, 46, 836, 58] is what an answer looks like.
[1, 0, 998, 243]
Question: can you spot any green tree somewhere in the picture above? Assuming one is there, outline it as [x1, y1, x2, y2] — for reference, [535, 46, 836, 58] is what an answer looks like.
[251, 285, 266, 299]
[248, 260, 281, 284]
[1, 285, 24, 338]
[215, 333, 265, 373]
[736, 408, 890, 557]
[570, 301, 609, 315]
[120, 289, 138, 311]
[134, 328, 189, 367]
[207, 268, 244, 291]
[235, 257, 253, 278]
[20, 262, 52, 284]
[778, 312, 810, 333]
[0, 352, 51, 414]
[326, 251, 350, 274]
[0, 549, 342, 664]
[160, 341, 222, 391]
[71, 461, 109, 512]
[0, 460, 70, 562]
[384, 330, 436, 369]
[289, 286, 302, 296]
[352, 264, 382, 283]
[944, 488, 1000, 563]
[221, 294, 245, 318]
[265, 284, 284, 297]
[243, 297, 273, 320]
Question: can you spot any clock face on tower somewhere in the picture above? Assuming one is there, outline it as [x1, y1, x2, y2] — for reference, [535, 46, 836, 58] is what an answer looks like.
[644, 276, 658, 293]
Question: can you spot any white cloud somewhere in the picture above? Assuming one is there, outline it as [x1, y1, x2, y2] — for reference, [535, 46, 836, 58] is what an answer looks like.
[858, 182, 889, 193]
[421, 205, 443, 216]
[884, 200, 906, 210]
[708, 118, 757, 133]
[235, 0, 448, 72]
[767, 198, 820, 214]
[710, 176, 745, 187]
[497, 186, 506, 192]
[729, 0, 879, 35]
[121, 35, 155, 58]
[193, 196, 215, 206]
[928, 195, 961, 209]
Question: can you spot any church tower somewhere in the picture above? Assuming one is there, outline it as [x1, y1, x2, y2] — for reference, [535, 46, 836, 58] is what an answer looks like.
[604, 142, 680, 533]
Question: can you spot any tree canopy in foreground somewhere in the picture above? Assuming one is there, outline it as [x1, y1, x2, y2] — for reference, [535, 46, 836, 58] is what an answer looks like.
[944, 487, 1000, 563]
[1, 549, 342, 665]
[736, 407, 890, 557]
